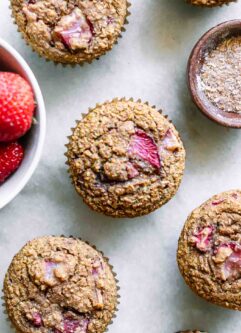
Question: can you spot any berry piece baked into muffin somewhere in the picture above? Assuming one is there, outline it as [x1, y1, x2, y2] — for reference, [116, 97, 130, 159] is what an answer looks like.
[66, 98, 185, 218]
[10, 0, 129, 64]
[177, 190, 241, 311]
[4, 236, 118, 333]
[187, 0, 235, 6]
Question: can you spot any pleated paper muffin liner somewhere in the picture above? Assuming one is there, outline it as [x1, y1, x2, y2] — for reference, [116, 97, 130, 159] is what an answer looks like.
[2, 235, 120, 333]
[65, 97, 186, 218]
[186, 0, 237, 7]
[10, 1, 131, 67]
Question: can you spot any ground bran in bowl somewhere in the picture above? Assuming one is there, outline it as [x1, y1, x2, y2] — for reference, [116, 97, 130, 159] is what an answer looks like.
[188, 20, 241, 128]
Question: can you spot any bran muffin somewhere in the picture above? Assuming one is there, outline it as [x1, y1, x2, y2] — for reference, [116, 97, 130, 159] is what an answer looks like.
[177, 190, 241, 311]
[10, 0, 129, 64]
[4, 236, 118, 333]
[187, 0, 236, 6]
[66, 98, 185, 218]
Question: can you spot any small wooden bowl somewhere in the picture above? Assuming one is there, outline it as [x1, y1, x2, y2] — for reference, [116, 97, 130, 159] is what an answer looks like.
[187, 20, 241, 128]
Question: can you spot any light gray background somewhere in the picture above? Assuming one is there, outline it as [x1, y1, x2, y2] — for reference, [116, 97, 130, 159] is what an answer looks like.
[1, 1, 241, 332]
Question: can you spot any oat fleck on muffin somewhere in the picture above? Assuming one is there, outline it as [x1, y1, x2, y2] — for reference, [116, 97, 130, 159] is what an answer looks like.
[177, 190, 241, 311]
[4, 236, 118, 333]
[187, 0, 235, 6]
[10, 0, 129, 64]
[66, 98, 185, 218]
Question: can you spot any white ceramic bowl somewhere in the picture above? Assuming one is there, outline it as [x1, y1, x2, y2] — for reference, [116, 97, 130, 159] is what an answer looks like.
[0, 38, 46, 209]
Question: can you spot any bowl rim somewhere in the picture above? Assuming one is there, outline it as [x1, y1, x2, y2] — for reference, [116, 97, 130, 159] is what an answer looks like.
[187, 19, 241, 128]
[0, 38, 46, 209]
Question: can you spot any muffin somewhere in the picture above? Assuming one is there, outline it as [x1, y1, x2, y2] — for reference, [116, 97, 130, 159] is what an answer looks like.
[187, 0, 235, 6]
[4, 236, 118, 333]
[177, 190, 241, 311]
[10, 0, 129, 64]
[66, 98, 185, 218]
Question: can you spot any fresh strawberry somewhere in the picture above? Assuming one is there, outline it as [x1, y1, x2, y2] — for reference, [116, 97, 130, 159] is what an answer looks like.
[129, 129, 161, 169]
[0, 72, 35, 142]
[0, 142, 24, 183]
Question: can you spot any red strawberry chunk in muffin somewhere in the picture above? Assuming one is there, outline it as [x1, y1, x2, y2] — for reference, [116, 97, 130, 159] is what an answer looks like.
[214, 243, 241, 281]
[64, 318, 80, 333]
[55, 317, 89, 333]
[161, 129, 179, 152]
[54, 8, 93, 50]
[126, 162, 139, 179]
[31, 312, 42, 327]
[92, 258, 104, 309]
[92, 258, 104, 277]
[44, 261, 59, 281]
[129, 129, 161, 169]
[107, 17, 114, 25]
[212, 199, 224, 206]
[190, 226, 213, 252]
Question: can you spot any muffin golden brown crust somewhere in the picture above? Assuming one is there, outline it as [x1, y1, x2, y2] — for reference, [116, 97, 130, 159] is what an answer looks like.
[66, 98, 185, 218]
[187, 0, 235, 6]
[177, 190, 241, 311]
[10, 0, 129, 64]
[4, 236, 118, 333]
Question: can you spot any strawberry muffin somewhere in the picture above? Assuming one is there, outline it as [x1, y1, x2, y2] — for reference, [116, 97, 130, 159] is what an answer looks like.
[4, 236, 118, 333]
[177, 190, 241, 311]
[66, 98, 185, 218]
[10, 0, 129, 64]
[187, 0, 235, 6]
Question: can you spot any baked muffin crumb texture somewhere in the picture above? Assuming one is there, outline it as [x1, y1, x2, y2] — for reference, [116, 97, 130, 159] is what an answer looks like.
[66, 98, 185, 218]
[4, 236, 118, 333]
[178, 190, 241, 311]
[11, 0, 129, 64]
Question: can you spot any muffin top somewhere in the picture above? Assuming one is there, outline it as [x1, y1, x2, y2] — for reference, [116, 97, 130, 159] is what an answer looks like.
[177, 190, 241, 310]
[67, 99, 185, 218]
[11, 0, 128, 64]
[4, 236, 117, 333]
[187, 0, 235, 6]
